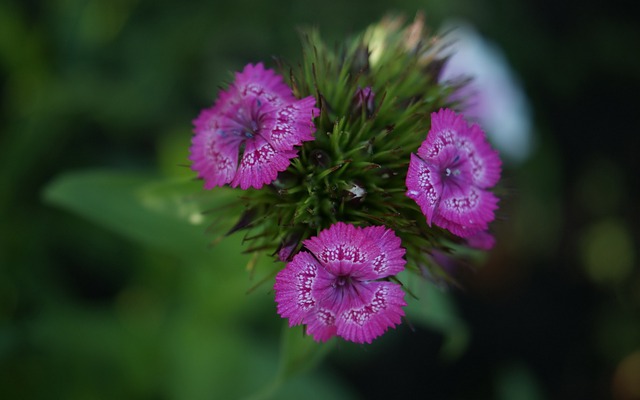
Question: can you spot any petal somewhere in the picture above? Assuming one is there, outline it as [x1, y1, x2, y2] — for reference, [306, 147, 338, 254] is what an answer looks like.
[430, 108, 468, 136]
[189, 121, 238, 189]
[431, 216, 478, 238]
[434, 186, 499, 237]
[304, 222, 405, 282]
[305, 223, 405, 280]
[192, 87, 238, 134]
[335, 281, 406, 344]
[466, 230, 496, 250]
[431, 215, 494, 239]
[406, 153, 442, 226]
[235, 63, 296, 107]
[458, 123, 502, 188]
[267, 96, 319, 151]
[418, 108, 469, 160]
[274, 251, 327, 326]
[231, 139, 297, 189]
[303, 222, 371, 276]
[304, 307, 338, 342]
[358, 225, 406, 279]
[190, 83, 243, 189]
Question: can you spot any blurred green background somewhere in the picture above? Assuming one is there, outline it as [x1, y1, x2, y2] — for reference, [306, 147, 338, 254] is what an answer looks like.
[1, 0, 639, 399]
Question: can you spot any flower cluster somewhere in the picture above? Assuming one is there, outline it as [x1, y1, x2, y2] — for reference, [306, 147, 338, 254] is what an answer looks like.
[190, 15, 503, 343]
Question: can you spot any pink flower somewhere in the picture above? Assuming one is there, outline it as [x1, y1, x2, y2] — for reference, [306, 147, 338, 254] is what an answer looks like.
[190, 63, 319, 190]
[274, 222, 407, 344]
[406, 109, 501, 238]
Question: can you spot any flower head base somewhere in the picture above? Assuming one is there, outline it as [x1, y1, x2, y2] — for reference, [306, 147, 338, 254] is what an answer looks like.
[274, 223, 407, 343]
[190, 63, 318, 189]
[406, 108, 501, 238]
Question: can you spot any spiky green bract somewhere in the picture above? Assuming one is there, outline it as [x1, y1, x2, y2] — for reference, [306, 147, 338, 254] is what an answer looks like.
[228, 16, 473, 283]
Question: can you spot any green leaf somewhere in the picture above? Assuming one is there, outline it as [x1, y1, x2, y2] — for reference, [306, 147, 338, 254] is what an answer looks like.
[42, 169, 238, 259]
[277, 324, 334, 379]
[403, 274, 470, 361]
[244, 324, 335, 400]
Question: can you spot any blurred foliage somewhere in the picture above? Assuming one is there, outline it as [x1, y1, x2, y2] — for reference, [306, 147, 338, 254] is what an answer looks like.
[1, 0, 639, 399]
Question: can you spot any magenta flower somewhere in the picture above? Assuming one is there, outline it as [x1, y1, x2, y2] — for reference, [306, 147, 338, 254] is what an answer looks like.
[190, 63, 319, 190]
[406, 108, 501, 238]
[274, 222, 407, 344]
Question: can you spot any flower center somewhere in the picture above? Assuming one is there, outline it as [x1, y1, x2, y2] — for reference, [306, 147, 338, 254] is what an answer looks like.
[445, 167, 459, 177]
[333, 274, 354, 288]
[220, 97, 265, 141]
[236, 105, 262, 138]
[442, 154, 462, 179]
[240, 119, 259, 138]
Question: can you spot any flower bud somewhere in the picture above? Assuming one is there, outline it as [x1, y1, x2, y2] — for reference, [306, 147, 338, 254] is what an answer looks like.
[352, 86, 375, 117]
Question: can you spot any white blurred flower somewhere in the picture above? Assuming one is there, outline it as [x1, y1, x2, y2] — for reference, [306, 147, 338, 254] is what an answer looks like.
[439, 21, 534, 164]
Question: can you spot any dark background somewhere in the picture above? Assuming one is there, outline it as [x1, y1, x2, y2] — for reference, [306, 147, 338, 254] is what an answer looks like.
[1, 0, 639, 399]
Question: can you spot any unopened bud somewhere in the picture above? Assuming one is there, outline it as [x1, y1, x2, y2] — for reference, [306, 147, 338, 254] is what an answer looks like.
[226, 208, 258, 236]
[353, 86, 375, 116]
[276, 230, 305, 261]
